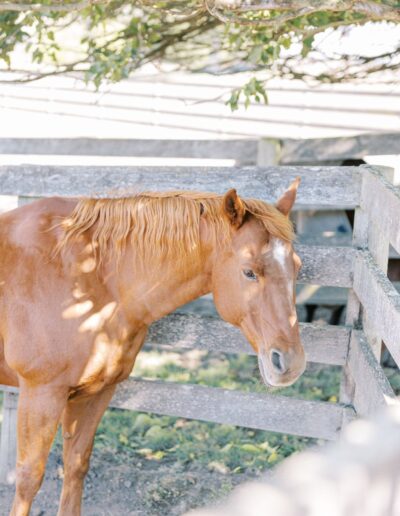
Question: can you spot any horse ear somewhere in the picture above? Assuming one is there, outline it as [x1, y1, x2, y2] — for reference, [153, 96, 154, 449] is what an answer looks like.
[223, 189, 245, 228]
[276, 177, 300, 216]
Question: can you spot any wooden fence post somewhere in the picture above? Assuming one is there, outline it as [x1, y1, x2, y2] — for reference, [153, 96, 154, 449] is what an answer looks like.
[0, 391, 18, 484]
[359, 166, 394, 360]
[340, 165, 394, 408]
[340, 207, 368, 406]
[256, 139, 281, 166]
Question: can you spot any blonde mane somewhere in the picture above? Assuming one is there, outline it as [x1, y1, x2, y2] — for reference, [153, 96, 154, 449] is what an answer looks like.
[57, 191, 294, 267]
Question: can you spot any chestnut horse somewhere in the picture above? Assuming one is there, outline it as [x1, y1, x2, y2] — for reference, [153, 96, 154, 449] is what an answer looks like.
[0, 179, 305, 515]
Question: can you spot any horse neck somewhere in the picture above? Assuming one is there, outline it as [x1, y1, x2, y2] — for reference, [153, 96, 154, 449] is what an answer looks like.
[115, 228, 215, 325]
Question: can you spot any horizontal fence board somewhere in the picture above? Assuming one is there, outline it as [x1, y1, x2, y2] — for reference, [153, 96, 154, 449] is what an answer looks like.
[296, 245, 354, 288]
[0, 138, 259, 165]
[296, 285, 348, 305]
[280, 132, 400, 164]
[0, 385, 18, 394]
[0, 379, 350, 440]
[348, 331, 397, 418]
[147, 314, 350, 366]
[361, 168, 400, 256]
[0, 165, 361, 210]
[353, 252, 400, 367]
[111, 378, 348, 440]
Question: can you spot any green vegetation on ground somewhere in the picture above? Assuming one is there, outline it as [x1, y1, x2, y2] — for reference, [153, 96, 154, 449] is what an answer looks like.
[94, 349, 341, 474]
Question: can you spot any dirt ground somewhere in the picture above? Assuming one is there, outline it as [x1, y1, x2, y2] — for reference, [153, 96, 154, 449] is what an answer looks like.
[0, 446, 259, 516]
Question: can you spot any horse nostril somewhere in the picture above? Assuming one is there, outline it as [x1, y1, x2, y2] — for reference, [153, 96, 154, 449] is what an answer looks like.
[271, 350, 285, 373]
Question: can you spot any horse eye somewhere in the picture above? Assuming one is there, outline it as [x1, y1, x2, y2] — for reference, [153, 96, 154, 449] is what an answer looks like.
[243, 269, 258, 281]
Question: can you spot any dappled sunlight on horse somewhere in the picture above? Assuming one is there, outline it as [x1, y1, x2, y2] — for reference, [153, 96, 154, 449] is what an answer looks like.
[0, 179, 304, 515]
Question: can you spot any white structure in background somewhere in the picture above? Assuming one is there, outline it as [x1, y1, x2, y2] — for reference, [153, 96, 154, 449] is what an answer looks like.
[1, 67, 400, 141]
[0, 20, 399, 169]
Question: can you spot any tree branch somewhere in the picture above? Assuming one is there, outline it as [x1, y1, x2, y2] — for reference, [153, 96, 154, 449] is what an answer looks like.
[0, 0, 107, 13]
[2, 0, 399, 25]
[205, 1, 312, 26]
[210, 0, 400, 24]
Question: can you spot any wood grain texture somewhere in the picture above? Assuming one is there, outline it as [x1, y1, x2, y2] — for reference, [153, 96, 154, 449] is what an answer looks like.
[353, 252, 400, 367]
[147, 314, 350, 366]
[0, 392, 18, 484]
[361, 167, 400, 256]
[0, 165, 361, 210]
[0, 138, 259, 164]
[0, 370, 353, 442]
[358, 166, 394, 358]
[347, 331, 397, 417]
[296, 245, 354, 287]
[280, 132, 400, 164]
[111, 378, 350, 440]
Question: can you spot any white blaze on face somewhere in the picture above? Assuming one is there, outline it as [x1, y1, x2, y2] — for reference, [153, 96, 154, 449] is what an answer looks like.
[271, 238, 294, 299]
[271, 238, 287, 268]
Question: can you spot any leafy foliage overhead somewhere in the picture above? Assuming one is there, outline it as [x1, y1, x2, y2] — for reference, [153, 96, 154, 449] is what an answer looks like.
[0, 1, 399, 108]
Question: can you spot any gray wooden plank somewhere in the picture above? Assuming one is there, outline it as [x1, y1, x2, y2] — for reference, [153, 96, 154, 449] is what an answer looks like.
[0, 392, 18, 484]
[147, 314, 350, 366]
[111, 378, 348, 440]
[298, 233, 399, 259]
[347, 331, 397, 418]
[0, 385, 18, 394]
[340, 205, 370, 407]
[0, 379, 349, 441]
[0, 165, 362, 210]
[280, 132, 400, 164]
[0, 138, 259, 164]
[353, 252, 400, 367]
[355, 166, 395, 358]
[296, 285, 348, 305]
[361, 167, 400, 256]
[296, 245, 355, 288]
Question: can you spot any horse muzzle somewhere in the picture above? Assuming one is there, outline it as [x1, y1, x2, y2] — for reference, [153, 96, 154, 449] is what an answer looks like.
[257, 345, 306, 387]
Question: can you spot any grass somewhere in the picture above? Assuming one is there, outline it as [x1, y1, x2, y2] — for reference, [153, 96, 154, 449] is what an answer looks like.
[90, 349, 342, 474]
[2, 347, 400, 477]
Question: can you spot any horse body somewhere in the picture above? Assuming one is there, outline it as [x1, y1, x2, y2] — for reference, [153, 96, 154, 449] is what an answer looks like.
[0, 198, 127, 392]
[0, 197, 208, 395]
[0, 183, 305, 515]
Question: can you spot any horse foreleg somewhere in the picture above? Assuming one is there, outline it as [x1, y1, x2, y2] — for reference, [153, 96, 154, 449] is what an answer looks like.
[10, 381, 68, 516]
[57, 385, 116, 516]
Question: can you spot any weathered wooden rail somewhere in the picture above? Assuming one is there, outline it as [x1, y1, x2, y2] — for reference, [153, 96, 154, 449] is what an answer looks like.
[0, 145, 399, 484]
[274, 131, 400, 165]
[1, 132, 399, 164]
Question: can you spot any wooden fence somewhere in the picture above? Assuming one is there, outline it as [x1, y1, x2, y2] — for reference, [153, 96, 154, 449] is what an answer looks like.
[1, 132, 399, 164]
[0, 138, 399, 484]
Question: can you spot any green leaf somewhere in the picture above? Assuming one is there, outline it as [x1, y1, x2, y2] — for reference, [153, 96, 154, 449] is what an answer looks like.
[240, 443, 261, 453]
